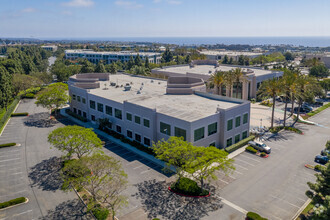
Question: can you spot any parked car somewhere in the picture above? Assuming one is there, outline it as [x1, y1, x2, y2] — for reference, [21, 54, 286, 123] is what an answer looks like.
[248, 141, 271, 154]
[321, 149, 330, 156]
[302, 103, 313, 112]
[294, 107, 311, 113]
[314, 155, 329, 165]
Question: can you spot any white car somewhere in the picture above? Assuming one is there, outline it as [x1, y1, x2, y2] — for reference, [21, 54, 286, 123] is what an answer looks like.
[248, 141, 271, 154]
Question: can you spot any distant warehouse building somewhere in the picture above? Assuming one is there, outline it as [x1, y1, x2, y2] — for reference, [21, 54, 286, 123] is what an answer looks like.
[65, 49, 162, 64]
[68, 73, 250, 149]
[199, 50, 263, 62]
[41, 45, 58, 52]
[152, 60, 283, 100]
[305, 53, 330, 68]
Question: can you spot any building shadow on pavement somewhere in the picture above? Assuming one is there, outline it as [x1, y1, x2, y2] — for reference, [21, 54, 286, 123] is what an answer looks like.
[24, 112, 58, 128]
[39, 199, 88, 220]
[132, 179, 223, 220]
[28, 156, 63, 192]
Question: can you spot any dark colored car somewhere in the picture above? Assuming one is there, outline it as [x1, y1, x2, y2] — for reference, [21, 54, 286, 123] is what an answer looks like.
[321, 149, 330, 156]
[314, 155, 329, 165]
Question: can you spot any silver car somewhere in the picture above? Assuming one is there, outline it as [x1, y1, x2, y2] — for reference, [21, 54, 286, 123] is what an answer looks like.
[248, 141, 271, 154]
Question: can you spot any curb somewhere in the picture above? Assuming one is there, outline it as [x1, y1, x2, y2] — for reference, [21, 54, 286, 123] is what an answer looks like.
[168, 187, 210, 198]
[292, 198, 312, 220]
[0, 100, 21, 137]
[0, 197, 29, 211]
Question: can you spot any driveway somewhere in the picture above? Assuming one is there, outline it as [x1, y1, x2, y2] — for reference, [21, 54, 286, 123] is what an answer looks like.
[0, 99, 88, 220]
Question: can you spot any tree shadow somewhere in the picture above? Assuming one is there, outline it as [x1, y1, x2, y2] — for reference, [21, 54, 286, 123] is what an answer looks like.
[24, 112, 58, 128]
[132, 179, 223, 220]
[40, 199, 89, 220]
[28, 156, 63, 192]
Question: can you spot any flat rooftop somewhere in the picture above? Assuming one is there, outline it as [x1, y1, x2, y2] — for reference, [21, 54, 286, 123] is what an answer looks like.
[65, 49, 160, 56]
[71, 74, 243, 122]
[157, 64, 274, 77]
[199, 50, 263, 56]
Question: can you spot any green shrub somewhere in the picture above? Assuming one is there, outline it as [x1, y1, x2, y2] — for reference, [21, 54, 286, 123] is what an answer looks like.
[92, 207, 109, 220]
[0, 197, 26, 209]
[0, 143, 16, 148]
[270, 126, 303, 134]
[11, 112, 29, 117]
[171, 177, 209, 196]
[225, 135, 255, 153]
[22, 93, 35, 99]
[260, 100, 273, 107]
[250, 98, 256, 104]
[65, 109, 88, 122]
[307, 102, 330, 117]
[246, 146, 258, 154]
[0, 98, 20, 134]
[246, 211, 268, 220]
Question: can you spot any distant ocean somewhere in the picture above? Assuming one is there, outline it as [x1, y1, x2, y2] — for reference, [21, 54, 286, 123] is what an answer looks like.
[49, 37, 330, 47]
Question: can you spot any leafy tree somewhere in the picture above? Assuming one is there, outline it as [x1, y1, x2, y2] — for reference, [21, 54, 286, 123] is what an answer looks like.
[222, 55, 229, 64]
[244, 57, 250, 66]
[284, 52, 294, 61]
[280, 70, 297, 127]
[134, 54, 142, 66]
[48, 125, 103, 159]
[224, 70, 236, 98]
[80, 59, 95, 73]
[132, 66, 146, 75]
[12, 74, 43, 95]
[144, 57, 150, 69]
[238, 55, 245, 65]
[228, 57, 234, 64]
[232, 68, 244, 98]
[0, 66, 12, 110]
[30, 71, 53, 84]
[309, 64, 329, 78]
[95, 61, 106, 73]
[35, 82, 69, 115]
[127, 56, 135, 70]
[185, 54, 191, 64]
[62, 154, 128, 220]
[210, 71, 226, 95]
[162, 47, 173, 63]
[107, 63, 118, 74]
[320, 79, 330, 94]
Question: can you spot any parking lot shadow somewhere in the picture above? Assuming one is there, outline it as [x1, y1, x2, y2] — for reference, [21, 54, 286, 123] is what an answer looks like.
[133, 179, 223, 220]
[24, 112, 58, 128]
[40, 199, 88, 220]
[29, 156, 63, 192]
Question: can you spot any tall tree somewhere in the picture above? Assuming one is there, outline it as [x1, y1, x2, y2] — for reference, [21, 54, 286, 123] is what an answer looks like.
[48, 125, 103, 159]
[210, 71, 226, 95]
[232, 68, 244, 98]
[238, 55, 245, 65]
[222, 55, 229, 64]
[144, 57, 150, 69]
[185, 54, 191, 64]
[284, 52, 294, 61]
[0, 66, 12, 110]
[224, 70, 236, 98]
[95, 61, 106, 73]
[12, 74, 43, 95]
[280, 70, 297, 127]
[258, 78, 281, 128]
[80, 59, 95, 73]
[162, 47, 173, 63]
[309, 64, 329, 78]
[127, 56, 135, 70]
[134, 54, 142, 66]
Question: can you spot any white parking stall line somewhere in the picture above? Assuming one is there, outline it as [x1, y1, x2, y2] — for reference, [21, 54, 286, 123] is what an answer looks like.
[270, 194, 300, 209]
[140, 169, 152, 174]
[235, 158, 256, 167]
[233, 170, 243, 175]
[0, 190, 27, 198]
[133, 164, 144, 170]
[10, 172, 23, 175]
[12, 210, 33, 217]
[252, 207, 282, 220]
[0, 150, 20, 154]
[218, 179, 229, 184]
[217, 171, 236, 180]
[0, 158, 20, 163]
[234, 163, 248, 170]
[0, 176, 23, 182]
[240, 154, 261, 163]
[216, 196, 248, 214]
[301, 171, 317, 178]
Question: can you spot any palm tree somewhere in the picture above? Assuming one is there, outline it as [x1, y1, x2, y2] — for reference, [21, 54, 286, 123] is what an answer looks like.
[210, 71, 226, 95]
[281, 70, 297, 127]
[258, 78, 282, 129]
[232, 68, 244, 98]
[224, 70, 236, 98]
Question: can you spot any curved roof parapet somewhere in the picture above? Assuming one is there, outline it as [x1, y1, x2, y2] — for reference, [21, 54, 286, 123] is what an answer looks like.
[166, 76, 206, 94]
[69, 73, 109, 89]
[190, 60, 219, 67]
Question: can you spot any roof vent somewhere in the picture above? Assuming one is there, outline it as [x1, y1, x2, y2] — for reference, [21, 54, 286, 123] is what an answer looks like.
[137, 90, 141, 94]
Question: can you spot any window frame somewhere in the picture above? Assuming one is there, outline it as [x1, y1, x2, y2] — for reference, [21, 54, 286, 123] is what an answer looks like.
[134, 115, 141, 124]
[160, 122, 171, 135]
[143, 118, 150, 128]
[90, 100, 96, 109]
[227, 118, 233, 131]
[208, 122, 218, 136]
[126, 112, 132, 121]
[114, 108, 122, 120]
[243, 113, 248, 124]
[194, 127, 205, 142]
[174, 126, 187, 141]
[235, 116, 241, 128]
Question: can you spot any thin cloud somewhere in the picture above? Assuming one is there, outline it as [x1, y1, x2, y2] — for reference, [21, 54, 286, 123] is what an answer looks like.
[62, 0, 94, 7]
[153, 0, 162, 3]
[21, 7, 37, 13]
[167, 0, 182, 5]
[61, 10, 73, 15]
[115, 1, 143, 9]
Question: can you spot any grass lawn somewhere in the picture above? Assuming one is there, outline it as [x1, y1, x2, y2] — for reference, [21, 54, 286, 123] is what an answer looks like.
[297, 202, 314, 220]
[303, 102, 330, 119]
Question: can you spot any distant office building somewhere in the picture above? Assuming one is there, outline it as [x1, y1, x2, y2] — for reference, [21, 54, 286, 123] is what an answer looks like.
[65, 49, 162, 64]
[41, 45, 58, 52]
[199, 50, 263, 62]
[152, 60, 283, 100]
[68, 73, 250, 149]
[305, 53, 330, 68]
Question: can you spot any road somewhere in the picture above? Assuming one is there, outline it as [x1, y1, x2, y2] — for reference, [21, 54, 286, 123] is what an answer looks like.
[206, 108, 330, 220]
[0, 99, 87, 220]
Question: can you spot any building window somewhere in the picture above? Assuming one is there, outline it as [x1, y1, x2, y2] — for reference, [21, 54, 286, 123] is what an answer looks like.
[174, 127, 186, 141]
[144, 137, 151, 146]
[227, 119, 233, 131]
[143, 119, 150, 128]
[194, 127, 205, 142]
[134, 116, 141, 124]
[91, 115, 96, 121]
[209, 142, 216, 147]
[208, 122, 217, 136]
[127, 130, 132, 138]
[160, 122, 171, 135]
[82, 98, 86, 104]
[235, 134, 240, 143]
[116, 125, 121, 133]
[90, 100, 96, 109]
[77, 96, 81, 102]
[105, 105, 112, 116]
[115, 109, 122, 119]
[83, 112, 87, 118]
[73, 108, 77, 114]
[135, 134, 141, 142]
[78, 110, 81, 115]
[243, 113, 248, 124]
[235, 116, 241, 127]
[125, 113, 132, 121]
[97, 103, 104, 112]
[226, 138, 232, 147]
[72, 94, 76, 100]
[242, 131, 248, 139]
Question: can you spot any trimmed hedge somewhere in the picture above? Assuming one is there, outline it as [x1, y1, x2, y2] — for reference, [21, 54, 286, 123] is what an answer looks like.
[0, 98, 20, 134]
[0, 197, 26, 209]
[306, 102, 330, 118]
[11, 112, 28, 117]
[171, 177, 209, 196]
[246, 146, 258, 154]
[99, 125, 155, 156]
[0, 143, 16, 148]
[246, 211, 268, 220]
[225, 135, 255, 153]
[22, 93, 35, 99]
[65, 109, 88, 122]
[270, 126, 302, 134]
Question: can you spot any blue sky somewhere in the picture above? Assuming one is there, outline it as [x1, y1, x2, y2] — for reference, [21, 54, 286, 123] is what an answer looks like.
[1, 0, 330, 38]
